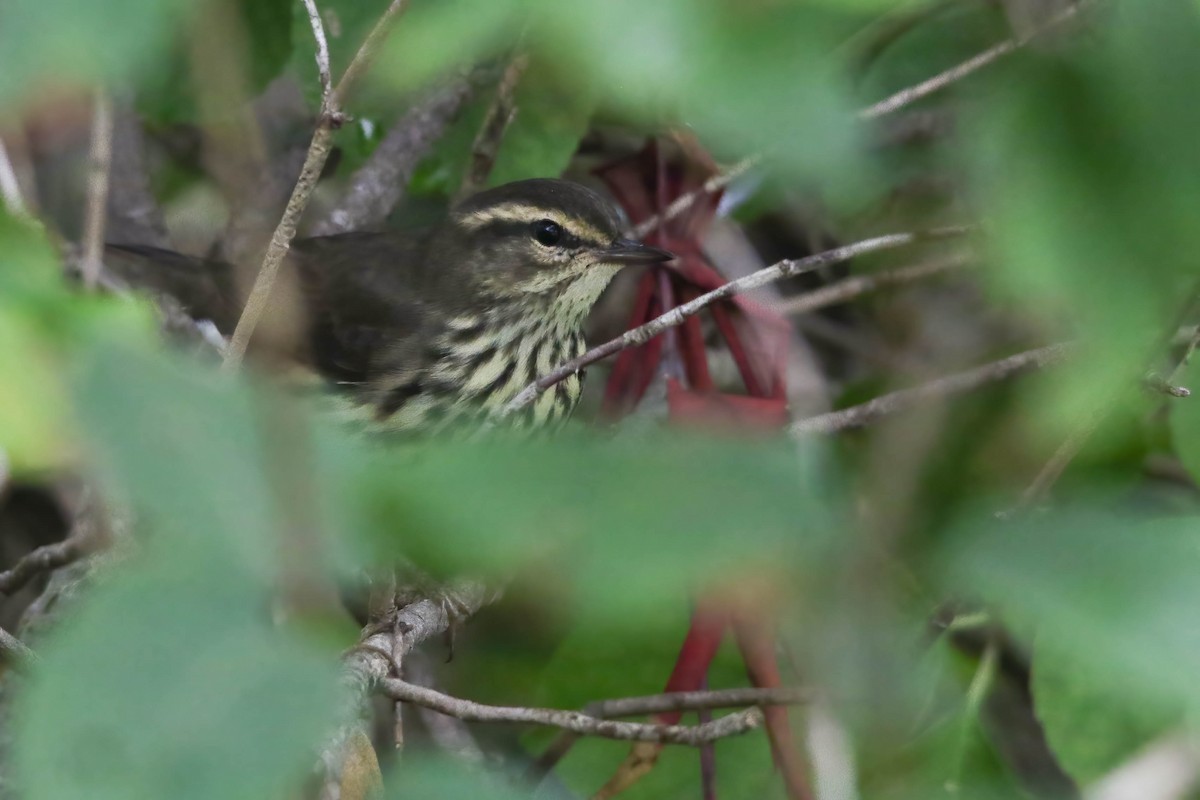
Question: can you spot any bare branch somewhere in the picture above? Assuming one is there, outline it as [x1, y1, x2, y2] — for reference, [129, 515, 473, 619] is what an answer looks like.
[0, 137, 26, 216]
[312, 74, 477, 235]
[635, 3, 1085, 238]
[301, 0, 334, 103]
[790, 343, 1073, 437]
[320, 581, 499, 792]
[781, 253, 970, 316]
[381, 678, 774, 745]
[858, 2, 1083, 121]
[0, 533, 91, 596]
[584, 687, 809, 719]
[631, 156, 759, 240]
[223, 0, 410, 369]
[81, 91, 115, 291]
[1010, 404, 1105, 513]
[458, 53, 529, 199]
[0, 625, 36, 672]
[502, 227, 971, 417]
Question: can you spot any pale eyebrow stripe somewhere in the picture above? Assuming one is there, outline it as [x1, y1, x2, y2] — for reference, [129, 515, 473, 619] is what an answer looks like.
[457, 202, 610, 245]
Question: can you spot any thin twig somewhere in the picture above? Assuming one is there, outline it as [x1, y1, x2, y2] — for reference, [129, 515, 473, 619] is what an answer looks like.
[81, 90, 115, 291]
[634, 2, 1084, 239]
[0, 625, 36, 672]
[320, 581, 498, 792]
[223, 0, 410, 369]
[301, 0, 334, 103]
[1011, 404, 1105, 513]
[587, 687, 808, 719]
[631, 156, 759, 240]
[790, 343, 1073, 437]
[858, 3, 1083, 121]
[381, 678, 772, 745]
[458, 53, 529, 199]
[312, 73, 478, 235]
[0, 534, 91, 596]
[332, 0, 409, 112]
[0, 137, 26, 215]
[502, 227, 971, 416]
[781, 253, 971, 316]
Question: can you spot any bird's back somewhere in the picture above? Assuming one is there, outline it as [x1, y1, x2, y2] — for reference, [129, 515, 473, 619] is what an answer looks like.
[104, 230, 434, 388]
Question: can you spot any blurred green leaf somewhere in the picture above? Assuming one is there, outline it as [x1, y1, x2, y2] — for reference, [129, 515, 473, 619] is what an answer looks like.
[0, 0, 188, 110]
[138, 0, 294, 126]
[386, 757, 527, 799]
[969, 0, 1200, 434]
[380, 0, 869, 196]
[1032, 632, 1182, 785]
[11, 336, 343, 799]
[1170, 357, 1200, 484]
[73, 340, 283, 576]
[12, 533, 340, 800]
[375, 0, 519, 92]
[940, 507, 1200, 719]
[407, 94, 490, 197]
[242, 0, 293, 89]
[0, 313, 73, 471]
[487, 60, 595, 185]
[325, 428, 839, 624]
[0, 214, 156, 471]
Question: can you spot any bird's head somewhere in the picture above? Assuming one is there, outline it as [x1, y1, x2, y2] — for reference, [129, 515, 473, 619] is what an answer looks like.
[433, 179, 673, 317]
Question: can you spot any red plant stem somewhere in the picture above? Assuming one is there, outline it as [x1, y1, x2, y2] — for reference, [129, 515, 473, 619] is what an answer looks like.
[734, 614, 812, 800]
[710, 301, 766, 397]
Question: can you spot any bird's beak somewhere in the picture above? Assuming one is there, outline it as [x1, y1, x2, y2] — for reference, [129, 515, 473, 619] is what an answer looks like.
[602, 239, 675, 265]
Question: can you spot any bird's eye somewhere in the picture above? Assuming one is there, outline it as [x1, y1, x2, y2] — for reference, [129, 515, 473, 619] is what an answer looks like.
[532, 219, 564, 247]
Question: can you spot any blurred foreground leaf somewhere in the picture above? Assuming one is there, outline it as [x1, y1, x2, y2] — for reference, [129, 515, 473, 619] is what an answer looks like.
[328, 426, 839, 623]
[940, 506, 1200, 782]
[0, 0, 188, 110]
[382, 0, 868, 196]
[0, 214, 154, 471]
[10, 337, 343, 799]
[1032, 633, 1182, 785]
[969, 0, 1200, 434]
[12, 538, 340, 800]
[487, 60, 596, 186]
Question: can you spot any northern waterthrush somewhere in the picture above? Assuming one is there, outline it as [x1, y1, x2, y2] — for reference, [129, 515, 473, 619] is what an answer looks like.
[107, 179, 673, 433]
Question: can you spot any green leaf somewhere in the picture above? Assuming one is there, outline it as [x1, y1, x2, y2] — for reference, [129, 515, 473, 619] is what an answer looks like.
[11, 337, 343, 799]
[241, 0, 293, 89]
[326, 429, 841, 624]
[12, 538, 340, 800]
[1032, 633, 1182, 785]
[968, 0, 1200, 434]
[0, 0, 189, 110]
[1170, 356, 1200, 484]
[487, 61, 596, 185]
[940, 507, 1200, 724]
[73, 340, 283, 577]
[386, 757, 528, 799]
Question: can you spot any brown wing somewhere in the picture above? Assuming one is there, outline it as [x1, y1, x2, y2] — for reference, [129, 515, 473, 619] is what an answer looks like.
[288, 232, 432, 386]
[104, 231, 433, 388]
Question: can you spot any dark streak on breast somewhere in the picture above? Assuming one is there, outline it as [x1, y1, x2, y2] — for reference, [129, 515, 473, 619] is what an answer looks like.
[378, 379, 423, 417]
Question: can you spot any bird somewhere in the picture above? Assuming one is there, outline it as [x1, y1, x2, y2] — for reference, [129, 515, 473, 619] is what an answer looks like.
[104, 178, 674, 434]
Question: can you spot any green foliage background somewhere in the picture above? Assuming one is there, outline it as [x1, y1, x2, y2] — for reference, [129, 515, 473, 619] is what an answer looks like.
[2, 0, 1200, 797]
